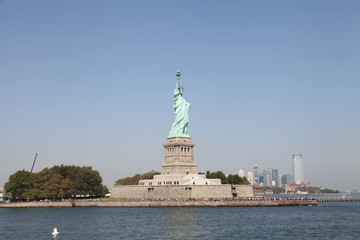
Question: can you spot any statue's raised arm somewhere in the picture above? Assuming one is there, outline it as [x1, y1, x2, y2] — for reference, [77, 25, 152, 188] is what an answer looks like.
[176, 71, 180, 89]
[168, 70, 191, 138]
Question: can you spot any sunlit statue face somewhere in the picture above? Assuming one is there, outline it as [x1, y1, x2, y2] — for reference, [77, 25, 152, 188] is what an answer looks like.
[179, 88, 184, 95]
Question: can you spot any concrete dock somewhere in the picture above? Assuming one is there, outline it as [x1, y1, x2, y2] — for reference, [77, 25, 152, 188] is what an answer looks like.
[0, 198, 317, 208]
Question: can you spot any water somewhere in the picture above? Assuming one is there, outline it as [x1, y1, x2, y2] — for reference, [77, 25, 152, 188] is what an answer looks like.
[1, 202, 360, 239]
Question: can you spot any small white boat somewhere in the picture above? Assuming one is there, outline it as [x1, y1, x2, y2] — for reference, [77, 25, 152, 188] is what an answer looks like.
[52, 227, 59, 237]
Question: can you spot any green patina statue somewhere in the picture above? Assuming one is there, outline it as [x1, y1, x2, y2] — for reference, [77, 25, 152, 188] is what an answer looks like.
[168, 70, 191, 138]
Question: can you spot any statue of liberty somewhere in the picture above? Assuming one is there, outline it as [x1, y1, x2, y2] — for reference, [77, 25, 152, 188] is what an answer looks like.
[168, 70, 191, 138]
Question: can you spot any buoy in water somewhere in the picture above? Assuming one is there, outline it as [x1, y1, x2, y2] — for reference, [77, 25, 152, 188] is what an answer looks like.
[52, 227, 59, 236]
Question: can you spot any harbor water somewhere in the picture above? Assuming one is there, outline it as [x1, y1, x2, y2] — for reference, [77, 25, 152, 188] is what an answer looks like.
[1, 202, 360, 239]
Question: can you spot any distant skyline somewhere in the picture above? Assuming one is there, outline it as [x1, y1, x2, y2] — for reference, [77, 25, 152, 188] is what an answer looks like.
[1, 1, 359, 191]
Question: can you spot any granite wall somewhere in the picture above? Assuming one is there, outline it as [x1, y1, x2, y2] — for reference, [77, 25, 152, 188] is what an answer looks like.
[111, 184, 254, 199]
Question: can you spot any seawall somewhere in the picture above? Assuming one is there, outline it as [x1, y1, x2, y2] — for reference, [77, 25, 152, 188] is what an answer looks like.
[0, 199, 317, 208]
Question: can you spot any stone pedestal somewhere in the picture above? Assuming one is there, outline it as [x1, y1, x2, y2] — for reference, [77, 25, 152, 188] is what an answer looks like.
[138, 136, 221, 186]
[161, 137, 198, 175]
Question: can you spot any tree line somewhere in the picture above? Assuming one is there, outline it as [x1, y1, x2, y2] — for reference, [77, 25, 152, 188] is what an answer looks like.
[205, 171, 250, 185]
[4, 165, 108, 201]
[115, 171, 160, 185]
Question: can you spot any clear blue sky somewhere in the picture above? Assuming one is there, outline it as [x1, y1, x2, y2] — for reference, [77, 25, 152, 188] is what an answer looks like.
[1, 1, 359, 191]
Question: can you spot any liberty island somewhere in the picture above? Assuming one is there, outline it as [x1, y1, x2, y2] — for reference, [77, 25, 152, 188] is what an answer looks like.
[0, 71, 317, 208]
[110, 70, 254, 199]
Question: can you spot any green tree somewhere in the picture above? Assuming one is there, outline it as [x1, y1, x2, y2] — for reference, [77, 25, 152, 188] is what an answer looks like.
[43, 173, 63, 199]
[31, 168, 54, 191]
[49, 165, 106, 197]
[227, 174, 238, 184]
[58, 178, 76, 198]
[4, 165, 108, 201]
[206, 171, 250, 185]
[206, 171, 227, 184]
[321, 188, 340, 193]
[4, 170, 31, 200]
[23, 189, 51, 200]
[100, 184, 109, 196]
[73, 166, 103, 196]
[115, 172, 160, 185]
[239, 176, 250, 185]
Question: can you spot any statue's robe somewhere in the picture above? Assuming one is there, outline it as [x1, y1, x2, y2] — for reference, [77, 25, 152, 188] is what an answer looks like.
[168, 88, 191, 138]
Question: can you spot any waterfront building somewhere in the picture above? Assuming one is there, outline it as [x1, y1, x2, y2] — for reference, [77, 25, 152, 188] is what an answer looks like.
[285, 184, 310, 194]
[281, 174, 293, 187]
[0, 187, 4, 202]
[292, 154, 304, 184]
[264, 189, 274, 195]
[254, 189, 265, 195]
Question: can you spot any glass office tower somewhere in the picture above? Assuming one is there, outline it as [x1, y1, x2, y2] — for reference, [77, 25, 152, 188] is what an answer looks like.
[254, 165, 259, 184]
[292, 154, 304, 184]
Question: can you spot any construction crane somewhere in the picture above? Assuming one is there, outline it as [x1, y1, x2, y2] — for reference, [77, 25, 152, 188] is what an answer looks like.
[30, 153, 38, 173]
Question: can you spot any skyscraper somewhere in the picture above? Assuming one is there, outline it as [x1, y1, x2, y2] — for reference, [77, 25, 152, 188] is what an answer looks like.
[259, 173, 264, 186]
[272, 169, 279, 187]
[263, 168, 273, 187]
[292, 154, 304, 184]
[254, 165, 259, 184]
[281, 174, 293, 187]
